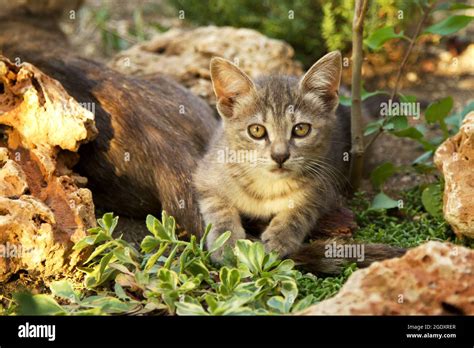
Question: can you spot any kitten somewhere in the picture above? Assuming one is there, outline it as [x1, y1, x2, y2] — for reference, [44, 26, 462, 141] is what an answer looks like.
[194, 51, 351, 260]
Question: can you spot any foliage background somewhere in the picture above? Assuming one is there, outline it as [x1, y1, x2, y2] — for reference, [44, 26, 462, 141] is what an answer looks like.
[167, 0, 417, 67]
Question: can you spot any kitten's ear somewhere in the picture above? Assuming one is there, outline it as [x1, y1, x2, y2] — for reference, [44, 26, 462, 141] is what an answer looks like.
[299, 51, 342, 110]
[210, 57, 256, 118]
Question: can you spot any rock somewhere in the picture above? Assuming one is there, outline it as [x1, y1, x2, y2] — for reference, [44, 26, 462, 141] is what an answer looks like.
[0, 56, 97, 281]
[437, 43, 474, 77]
[434, 111, 474, 239]
[300, 241, 474, 315]
[109, 26, 303, 106]
[0, 148, 28, 197]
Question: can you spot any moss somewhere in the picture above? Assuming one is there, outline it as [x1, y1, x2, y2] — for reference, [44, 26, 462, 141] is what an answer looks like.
[296, 263, 357, 303]
[351, 186, 474, 249]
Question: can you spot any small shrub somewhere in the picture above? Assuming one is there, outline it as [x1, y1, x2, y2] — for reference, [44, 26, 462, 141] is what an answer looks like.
[8, 212, 351, 316]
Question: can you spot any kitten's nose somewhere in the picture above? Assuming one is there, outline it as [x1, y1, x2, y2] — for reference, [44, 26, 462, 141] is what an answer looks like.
[271, 151, 290, 166]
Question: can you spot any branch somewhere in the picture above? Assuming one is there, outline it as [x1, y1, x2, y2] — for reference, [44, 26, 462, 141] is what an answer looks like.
[364, 1, 437, 151]
[390, 1, 437, 100]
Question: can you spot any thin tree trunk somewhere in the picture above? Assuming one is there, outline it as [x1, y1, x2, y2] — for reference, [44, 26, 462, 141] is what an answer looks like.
[349, 0, 369, 191]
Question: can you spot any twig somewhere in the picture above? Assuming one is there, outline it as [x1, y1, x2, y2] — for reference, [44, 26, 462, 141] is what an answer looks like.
[364, 1, 437, 151]
[390, 1, 437, 100]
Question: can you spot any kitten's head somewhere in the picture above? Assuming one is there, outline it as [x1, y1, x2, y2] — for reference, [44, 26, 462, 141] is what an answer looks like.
[210, 51, 342, 179]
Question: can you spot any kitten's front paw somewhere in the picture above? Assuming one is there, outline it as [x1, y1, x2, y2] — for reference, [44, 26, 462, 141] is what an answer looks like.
[261, 228, 301, 257]
[208, 229, 245, 264]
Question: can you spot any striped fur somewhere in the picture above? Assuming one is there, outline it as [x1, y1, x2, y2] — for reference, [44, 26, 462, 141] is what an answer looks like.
[194, 51, 350, 261]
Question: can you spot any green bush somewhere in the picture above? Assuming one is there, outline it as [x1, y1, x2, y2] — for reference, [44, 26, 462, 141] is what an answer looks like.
[167, 0, 410, 67]
[5, 212, 354, 316]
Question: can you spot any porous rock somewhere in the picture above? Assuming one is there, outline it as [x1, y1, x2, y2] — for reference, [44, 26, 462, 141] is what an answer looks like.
[109, 26, 303, 105]
[0, 56, 97, 281]
[434, 111, 474, 238]
[301, 241, 474, 315]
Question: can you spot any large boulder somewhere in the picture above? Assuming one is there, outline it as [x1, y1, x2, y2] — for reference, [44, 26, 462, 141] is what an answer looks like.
[109, 26, 303, 106]
[0, 56, 97, 281]
[301, 241, 473, 315]
[434, 111, 474, 239]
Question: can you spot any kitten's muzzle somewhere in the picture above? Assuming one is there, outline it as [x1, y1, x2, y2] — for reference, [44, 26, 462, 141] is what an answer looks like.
[271, 152, 290, 167]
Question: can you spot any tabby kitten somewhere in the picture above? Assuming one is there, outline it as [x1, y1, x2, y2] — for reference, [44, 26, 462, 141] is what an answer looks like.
[194, 51, 350, 261]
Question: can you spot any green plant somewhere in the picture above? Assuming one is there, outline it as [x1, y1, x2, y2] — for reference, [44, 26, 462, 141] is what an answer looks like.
[167, 0, 409, 67]
[351, 186, 474, 248]
[9, 212, 351, 316]
[366, 99, 474, 212]
[348, 1, 473, 202]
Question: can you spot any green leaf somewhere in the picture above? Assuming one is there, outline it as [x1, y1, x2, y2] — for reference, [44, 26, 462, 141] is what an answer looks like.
[422, 183, 443, 217]
[209, 231, 231, 253]
[80, 296, 139, 314]
[339, 95, 351, 106]
[175, 301, 208, 315]
[141, 236, 160, 253]
[236, 240, 266, 275]
[200, 224, 212, 250]
[158, 268, 179, 290]
[98, 213, 118, 236]
[365, 26, 406, 50]
[370, 162, 396, 189]
[113, 246, 138, 266]
[144, 244, 168, 270]
[85, 241, 116, 264]
[263, 252, 281, 271]
[425, 15, 474, 36]
[185, 258, 210, 279]
[205, 294, 218, 313]
[392, 127, 424, 140]
[291, 295, 315, 313]
[384, 115, 408, 131]
[114, 283, 130, 300]
[162, 211, 177, 241]
[267, 296, 287, 314]
[85, 252, 116, 288]
[13, 293, 66, 315]
[280, 280, 298, 311]
[399, 94, 417, 103]
[145, 215, 171, 241]
[72, 235, 96, 252]
[425, 97, 453, 124]
[275, 259, 295, 273]
[50, 280, 80, 303]
[370, 192, 399, 210]
[219, 267, 241, 294]
[341, 88, 388, 108]
[361, 88, 389, 100]
[98, 251, 114, 277]
[445, 101, 474, 128]
[364, 120, 383, 136]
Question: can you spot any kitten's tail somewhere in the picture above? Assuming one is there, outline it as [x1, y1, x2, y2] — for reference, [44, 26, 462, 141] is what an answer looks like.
[290, 239, 406, 275]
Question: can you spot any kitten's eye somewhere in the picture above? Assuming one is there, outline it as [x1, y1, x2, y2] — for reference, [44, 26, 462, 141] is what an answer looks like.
[248, 124, 267, 139]
[292, 123, 311, 138]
